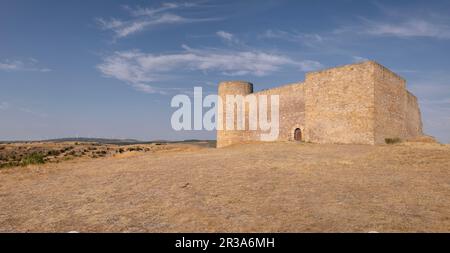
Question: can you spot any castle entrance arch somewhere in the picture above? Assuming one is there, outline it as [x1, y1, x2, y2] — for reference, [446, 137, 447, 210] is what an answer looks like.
[294, 128, 302, 141]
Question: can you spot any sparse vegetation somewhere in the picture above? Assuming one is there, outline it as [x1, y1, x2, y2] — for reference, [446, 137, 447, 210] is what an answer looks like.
[96, 151, 107, 157]
[385, 138, 402, 144]
[0, 141, 181, 169]
[47, 150, 61, 156]
[21, 152, 45, 166]
[0, 142, 449, 232]
[0, 161, 20, 169]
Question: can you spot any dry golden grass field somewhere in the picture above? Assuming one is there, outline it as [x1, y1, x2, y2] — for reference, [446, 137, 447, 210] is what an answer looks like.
[0, 141, 449, 232]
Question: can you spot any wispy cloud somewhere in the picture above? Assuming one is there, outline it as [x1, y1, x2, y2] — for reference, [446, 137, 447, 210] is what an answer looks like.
[352, 56, 369, 63]
[97, 2, 218, 39]
[97, 45, 322, 94]
[0, 58, 51, 72]
[0, 101, 48, 118]
[125, 2, 196, 17]
[216, 30, 241, 45]
[18, 107, 49, 118]
[0, 102, 9, 110]
[97, 14, 187, 39]
[363, 18, 450, 39]
[261, 29, 324, 47]
[334, 5, 450, 40]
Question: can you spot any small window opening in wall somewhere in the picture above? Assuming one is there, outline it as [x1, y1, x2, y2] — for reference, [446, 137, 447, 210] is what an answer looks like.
[294, 128, 302, 141]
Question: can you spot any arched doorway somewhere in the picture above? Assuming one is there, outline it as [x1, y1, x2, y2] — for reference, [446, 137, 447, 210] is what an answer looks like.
[294, 128, 302, 141]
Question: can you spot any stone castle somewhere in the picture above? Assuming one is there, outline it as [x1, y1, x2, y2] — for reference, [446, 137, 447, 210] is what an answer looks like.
[217, 61, 423, 148]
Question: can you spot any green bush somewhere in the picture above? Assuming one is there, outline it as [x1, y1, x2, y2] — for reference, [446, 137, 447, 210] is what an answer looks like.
[97, 150, 107, 155]
[1, 161, 20, 169]
[47, 150, 61, 156]
[385, 138, 402, 144]
[21, 152, 45, 166]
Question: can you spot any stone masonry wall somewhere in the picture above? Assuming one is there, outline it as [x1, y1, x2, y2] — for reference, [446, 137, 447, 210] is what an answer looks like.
[405, 91, 423, 138]
[216, 61, 424, 148]
[216, 81, 253, 148]
[217, 82, 305, 147]
[373, 63, 407, 143]
[253, 83, 305, 141]
[373, 63, 423, 143]
[304, 62, 376, 144]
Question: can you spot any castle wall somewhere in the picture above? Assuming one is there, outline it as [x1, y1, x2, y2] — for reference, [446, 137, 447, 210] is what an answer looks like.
[372, 63, 422, 143]
[253, 83, 305, 141]
[217, 82, 306, 147]
[304, 62, 376, 144]
[373, 63, 407, 143]
[216, 61, 424, 148]
[405, 91, 423, 138]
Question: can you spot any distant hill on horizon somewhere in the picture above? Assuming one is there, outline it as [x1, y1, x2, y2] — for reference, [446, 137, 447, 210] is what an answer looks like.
[0, 137, 216, 145]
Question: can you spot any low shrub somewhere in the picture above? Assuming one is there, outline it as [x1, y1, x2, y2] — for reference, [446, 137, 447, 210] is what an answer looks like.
[0, 161, 20, 169]
[21, 153, 45, 166]
[385, 138, 402, 144]
[47, 150, 61, 156]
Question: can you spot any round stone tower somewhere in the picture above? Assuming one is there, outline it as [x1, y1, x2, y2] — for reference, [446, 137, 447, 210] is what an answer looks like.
[218, 81, 254, 96]
[217, 81, 253, 148]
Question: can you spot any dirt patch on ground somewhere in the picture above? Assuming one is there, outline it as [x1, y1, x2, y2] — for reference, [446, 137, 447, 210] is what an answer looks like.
[0, 142, 449, 232]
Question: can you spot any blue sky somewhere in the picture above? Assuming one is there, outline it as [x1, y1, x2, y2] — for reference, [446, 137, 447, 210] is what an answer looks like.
[1, 0, 449, 142]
